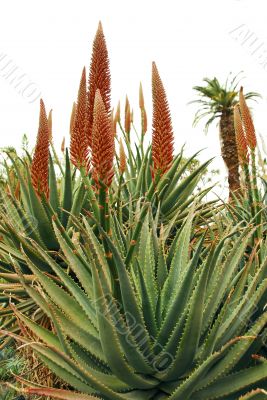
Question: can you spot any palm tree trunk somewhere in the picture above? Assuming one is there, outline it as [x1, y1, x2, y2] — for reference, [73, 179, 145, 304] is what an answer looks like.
[219, 110, 241, 199]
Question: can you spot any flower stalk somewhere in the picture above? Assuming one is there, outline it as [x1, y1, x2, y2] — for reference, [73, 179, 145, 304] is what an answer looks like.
[234, 104, 254, 215]
[152, 62, 174, 176]
[70, 67, 89, 170]
[31, 99, 50, 199]
[69, 67, 99, 221]
[87, 21, 111, 148]
[238, 88, 262, 241]
[139, 82, 147, 157]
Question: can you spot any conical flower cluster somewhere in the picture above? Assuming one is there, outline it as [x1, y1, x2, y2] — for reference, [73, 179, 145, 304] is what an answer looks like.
[234, 104, 249, 164]
[31, 99, 50, 198]
[152, 62, 174, 175]
[87, 21, 111, 148]
[239, 87, 257, 150]
[70, 67, 89, 169]
[91, 90, 115, 187]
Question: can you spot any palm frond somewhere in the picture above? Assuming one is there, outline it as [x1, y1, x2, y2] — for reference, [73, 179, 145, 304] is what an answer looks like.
[191, 73, 260, 132]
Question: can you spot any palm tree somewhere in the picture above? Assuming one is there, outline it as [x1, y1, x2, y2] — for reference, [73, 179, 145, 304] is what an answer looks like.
[191, 73, 259, 198]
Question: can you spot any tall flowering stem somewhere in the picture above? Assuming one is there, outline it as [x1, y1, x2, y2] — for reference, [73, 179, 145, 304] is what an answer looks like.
[139, 83, 147, 134]
[91, 90, 115, 189]
[31, 99, 50, 199]
[70, 70, 99, 221]
[139, 82, 147, 157]
[124, 62, 175, 267]
[116, 138, 127, 223]
[91, 89, 114, 231]
[70, 67, 89, 170]
[152, 62, 174, 177]
[239, 87, 261, 241]
[239, 87, 257, 150]
[234, 105, 253, 215]
[233, 105, 249, 166]
[124, 95, 131, 137]
[87, 21, 111, 148]
[91, 90, 117, 284]
[117, 96, 134, 177]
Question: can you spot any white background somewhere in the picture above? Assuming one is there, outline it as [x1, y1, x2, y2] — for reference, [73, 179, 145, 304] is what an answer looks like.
[1, 0, 267, 195]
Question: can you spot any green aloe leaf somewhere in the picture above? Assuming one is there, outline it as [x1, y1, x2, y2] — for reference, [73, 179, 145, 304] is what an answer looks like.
[190, 361, 267, 400]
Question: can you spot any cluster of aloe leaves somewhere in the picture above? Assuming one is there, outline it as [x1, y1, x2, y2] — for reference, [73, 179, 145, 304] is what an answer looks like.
[0, 118, 266, 400]
[0, 148, 89, 348]
[0, 138, 216, 349]
[0, 22, 266, 400]
[0, 195, 266, 399]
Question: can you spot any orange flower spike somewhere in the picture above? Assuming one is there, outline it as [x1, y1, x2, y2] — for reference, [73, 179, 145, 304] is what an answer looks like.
[119, 138, 126, 174]
[70, 67, 89, 169]
[87, 21, 111, 147]
[152, 62, 174, 175]
[91, 90, 115, 187]
[239, 87, 257, 150]
[48, 109, 53, 142]
[31, 99, 50, 198]
[124, 96, 131, 135]
[234, 104, 249, 164]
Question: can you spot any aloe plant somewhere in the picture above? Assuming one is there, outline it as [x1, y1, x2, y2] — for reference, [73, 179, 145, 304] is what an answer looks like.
[1, 20, 266, 399]
[0, 119, 89, 347]
[226, 88, 266, 248]
[109, 62, 217, 230]
[1, 205, 266, 400]
[0, 22, 219, 352]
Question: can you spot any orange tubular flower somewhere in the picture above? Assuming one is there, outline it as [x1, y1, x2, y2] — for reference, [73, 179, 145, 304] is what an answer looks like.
[152, 62, 174, 175]
[91, 90, 115, 187]
[87, 21, 111, 148]
[239, 87, 257, 150]
[234, 104, 249, 164]
[70, 67, 89, 169]
[31, 99, 50, 198]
